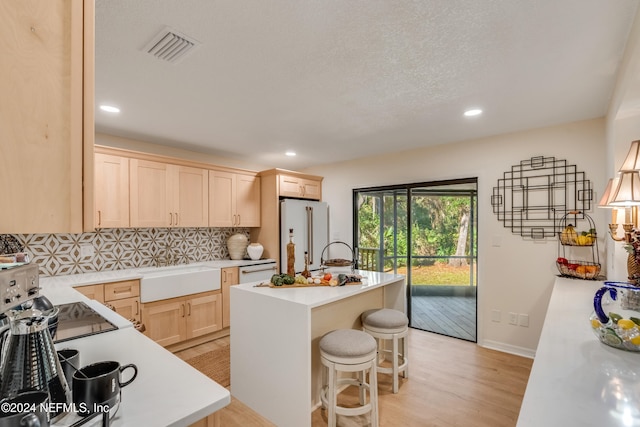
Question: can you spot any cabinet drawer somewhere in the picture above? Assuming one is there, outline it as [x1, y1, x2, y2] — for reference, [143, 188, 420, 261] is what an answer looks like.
[104, 280, 140, 301]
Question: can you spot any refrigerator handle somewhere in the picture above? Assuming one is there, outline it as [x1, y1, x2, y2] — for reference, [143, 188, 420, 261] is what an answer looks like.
[307, 206, 314, 264]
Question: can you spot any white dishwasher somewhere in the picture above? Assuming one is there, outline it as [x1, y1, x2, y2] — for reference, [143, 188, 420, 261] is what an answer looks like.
[238, 261, 278, 284]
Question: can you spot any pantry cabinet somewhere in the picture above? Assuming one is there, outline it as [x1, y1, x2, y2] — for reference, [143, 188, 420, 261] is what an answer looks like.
[209, 170, 261, 227]
[0, 0, 94, 233]
[94, 153, 130, 228]
[251, 169, 323, 263]
[142, 290, 222, 347]
[221, 267, 239, 328]
[129, 159, 208, 228]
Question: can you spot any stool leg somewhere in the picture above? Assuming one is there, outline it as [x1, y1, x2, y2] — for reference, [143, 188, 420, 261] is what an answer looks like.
[370, 360, 379, 427]
[358, 370, 366, 405]
[392, 334, 399, 393]
[403, 333, 409, 379]
[328, 362, 337, 427]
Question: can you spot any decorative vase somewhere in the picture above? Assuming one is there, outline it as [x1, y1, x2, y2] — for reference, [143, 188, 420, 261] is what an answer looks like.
[227, 233, 249, 260]
[247, 243, 264, 260]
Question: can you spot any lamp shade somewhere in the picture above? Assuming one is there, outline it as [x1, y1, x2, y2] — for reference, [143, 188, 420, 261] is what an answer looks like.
[597, 178, 616, 207]
[619, 140, 640, 171]
[609, 171, 640, 206]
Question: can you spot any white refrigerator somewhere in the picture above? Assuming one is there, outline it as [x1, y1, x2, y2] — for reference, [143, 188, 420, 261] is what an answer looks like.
[280, 199, 329, 274]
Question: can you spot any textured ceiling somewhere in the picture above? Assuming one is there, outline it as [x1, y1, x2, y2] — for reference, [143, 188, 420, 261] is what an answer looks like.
[95, 0, 639, 169]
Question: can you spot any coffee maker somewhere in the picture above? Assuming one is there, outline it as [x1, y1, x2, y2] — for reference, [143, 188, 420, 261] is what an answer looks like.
[0, 263, 71, 422]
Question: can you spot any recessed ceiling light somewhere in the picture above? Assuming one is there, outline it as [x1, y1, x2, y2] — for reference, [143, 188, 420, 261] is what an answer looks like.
[285, 151, 296, 157]
[100, 105, 120, 113]
[464, 109, 482, 117]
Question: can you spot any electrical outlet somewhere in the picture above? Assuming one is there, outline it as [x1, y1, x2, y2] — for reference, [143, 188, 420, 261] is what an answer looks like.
[519, 314, 530, 327]
[491, 309, 501, 322]
[509, 312, 518, 325]
[79, 244, 94, 258]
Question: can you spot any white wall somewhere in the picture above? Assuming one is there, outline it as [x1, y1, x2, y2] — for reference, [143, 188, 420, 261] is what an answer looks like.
[305, 118, 606, 356]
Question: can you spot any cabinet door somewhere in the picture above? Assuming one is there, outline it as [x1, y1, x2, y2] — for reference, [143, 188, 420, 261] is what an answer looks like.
[221, 267, 239, 328]
[236, 174, 261, 227]
[74, 284, 105, 304]
[130, 159, 171, 227]
[300, 178, 321, 200]
[186, 291, 222, 339]
[279, 174, 303, 198]
[173, 165, 208, 227]
[142, 297, 187, 347]
[95, 154, 129, 228]
[109, 297, 141, 323]
[209, 170, 235, 227]
[0, 0, 91, 233]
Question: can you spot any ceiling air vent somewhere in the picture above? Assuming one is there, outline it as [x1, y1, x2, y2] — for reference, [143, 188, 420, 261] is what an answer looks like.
[143, 26, 201, 64]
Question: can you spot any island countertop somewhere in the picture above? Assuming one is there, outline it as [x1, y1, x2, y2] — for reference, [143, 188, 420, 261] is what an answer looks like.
[516, 277, 640, 427]
[230, 269, 405, 427]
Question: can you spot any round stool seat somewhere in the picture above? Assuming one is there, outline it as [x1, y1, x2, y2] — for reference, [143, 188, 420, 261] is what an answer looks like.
[319, 329, 379, 427]
[320, 329, 377, 360]
[362, 308, 408, 333]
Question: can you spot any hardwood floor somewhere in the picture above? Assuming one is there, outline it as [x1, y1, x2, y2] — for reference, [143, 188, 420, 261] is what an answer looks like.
[175, 328, 532, 427]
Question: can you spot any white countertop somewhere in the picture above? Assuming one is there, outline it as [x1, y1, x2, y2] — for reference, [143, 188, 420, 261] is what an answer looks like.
[233, 270, 406, 308]
[517, 277, 640, 427]
[34, 283, 231, 427]
[39, 259, 276, 288]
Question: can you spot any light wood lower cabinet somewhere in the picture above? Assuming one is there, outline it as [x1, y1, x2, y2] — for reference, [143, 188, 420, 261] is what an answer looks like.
[221, 267, 239, 328]
[142, 290, 222, 347]
[74, 279, 141, 323]
[74, 284, 105, 304]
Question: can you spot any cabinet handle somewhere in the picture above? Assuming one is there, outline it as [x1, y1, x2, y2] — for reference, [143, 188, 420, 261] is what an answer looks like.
[223, 270, 227, 282]
[135, 300, 139, 316]
[180, 303, 185, 317]
[187, 302, 191, 316]
[175, 212, 179, 226]
[97, 210, 102, 227]
[237, 214, 241, 225]
[112, 286, 131, 295]
[169, 212, 173, 226]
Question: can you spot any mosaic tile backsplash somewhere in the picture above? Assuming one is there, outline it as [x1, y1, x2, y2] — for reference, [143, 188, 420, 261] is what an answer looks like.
[0, 228, 249, 277]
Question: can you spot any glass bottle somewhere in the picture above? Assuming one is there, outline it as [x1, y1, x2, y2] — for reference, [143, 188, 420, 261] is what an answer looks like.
[287, 229, 295, 277]
[301, 251, 311, 278]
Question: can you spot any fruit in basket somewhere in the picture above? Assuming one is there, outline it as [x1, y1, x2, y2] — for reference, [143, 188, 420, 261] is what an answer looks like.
[557, 257, 568, 265]
[567, 263, 579, 271]
[560, 224, 578, 244]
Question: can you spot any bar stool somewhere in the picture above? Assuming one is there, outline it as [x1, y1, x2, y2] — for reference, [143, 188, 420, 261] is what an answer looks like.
[319, 329, 379, 427]
[361, 308, 409, 393]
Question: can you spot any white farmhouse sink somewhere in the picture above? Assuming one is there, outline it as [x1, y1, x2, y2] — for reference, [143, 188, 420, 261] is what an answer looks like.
[140, 265, 221, 303]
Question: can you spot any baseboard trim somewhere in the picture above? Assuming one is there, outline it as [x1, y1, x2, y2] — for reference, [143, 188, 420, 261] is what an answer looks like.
[481, 340, 536, 359]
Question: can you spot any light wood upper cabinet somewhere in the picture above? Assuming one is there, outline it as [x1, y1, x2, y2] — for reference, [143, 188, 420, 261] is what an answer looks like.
[0, 0, 94, 233]
[209, 171, 261, 227]
[279, 174, 322, 200]
[130, 159, 208, 228]
[95, 153, 129, 228]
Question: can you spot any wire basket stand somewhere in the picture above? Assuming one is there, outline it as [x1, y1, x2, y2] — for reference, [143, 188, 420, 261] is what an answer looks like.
[320, 241, 356, 272]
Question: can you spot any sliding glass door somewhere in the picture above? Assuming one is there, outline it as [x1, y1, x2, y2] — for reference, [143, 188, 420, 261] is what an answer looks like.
[354, 179, 478, 342]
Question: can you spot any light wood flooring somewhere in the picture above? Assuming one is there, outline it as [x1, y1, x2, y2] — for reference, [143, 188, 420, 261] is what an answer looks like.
[175, 328, 532, 427]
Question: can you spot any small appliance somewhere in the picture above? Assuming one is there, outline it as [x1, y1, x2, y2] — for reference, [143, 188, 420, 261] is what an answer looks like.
[0, 263, 71, 422]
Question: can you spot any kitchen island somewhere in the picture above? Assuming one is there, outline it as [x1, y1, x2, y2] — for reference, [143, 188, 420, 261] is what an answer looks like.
[230, 270, 406, 427]
[39, 282, 231, 427]
[517, 277, 640, 427]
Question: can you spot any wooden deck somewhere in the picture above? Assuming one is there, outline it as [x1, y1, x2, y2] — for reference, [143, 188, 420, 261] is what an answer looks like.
[410, 294, 477, 342]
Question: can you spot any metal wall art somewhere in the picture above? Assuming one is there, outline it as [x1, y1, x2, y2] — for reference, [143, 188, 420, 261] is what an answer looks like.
[491, 156, 593, 239]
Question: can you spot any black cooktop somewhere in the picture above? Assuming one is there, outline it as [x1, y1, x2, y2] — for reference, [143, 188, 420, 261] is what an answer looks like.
[53, 301, 118, 343]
